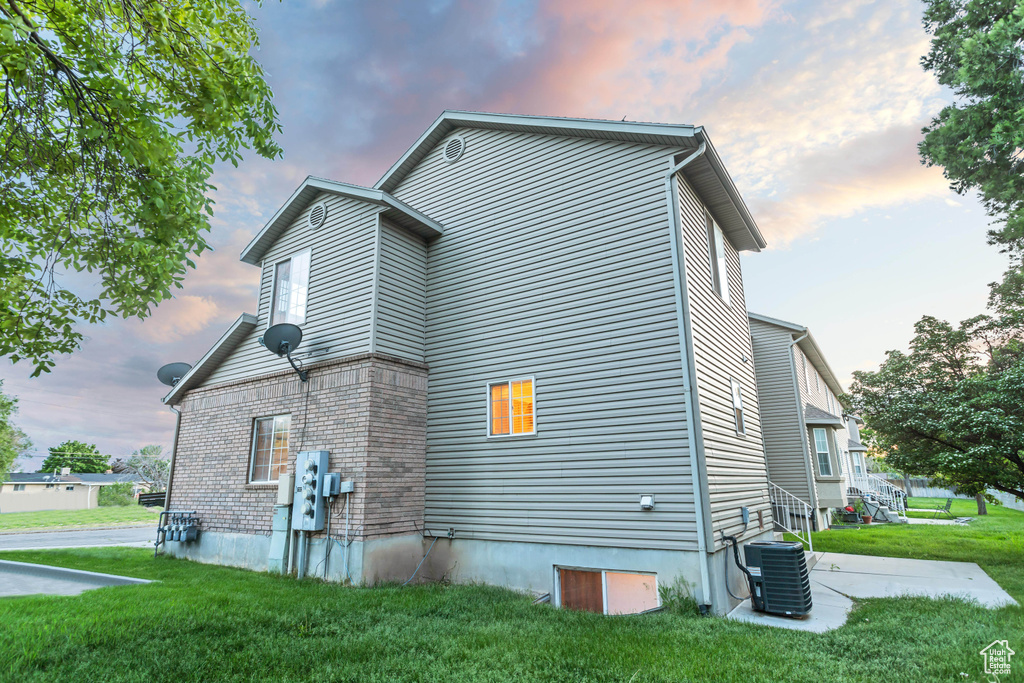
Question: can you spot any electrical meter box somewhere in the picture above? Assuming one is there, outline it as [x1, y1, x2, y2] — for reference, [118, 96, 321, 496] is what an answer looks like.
[292, 450, 329, 531]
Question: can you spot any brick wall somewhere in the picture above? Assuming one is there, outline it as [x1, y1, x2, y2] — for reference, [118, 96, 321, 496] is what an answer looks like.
[169, 353, 427, 542]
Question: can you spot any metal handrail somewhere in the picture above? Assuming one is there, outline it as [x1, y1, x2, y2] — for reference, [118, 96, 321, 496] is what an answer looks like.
[849, 474, 908, 520]
[768, 482, 813, 552]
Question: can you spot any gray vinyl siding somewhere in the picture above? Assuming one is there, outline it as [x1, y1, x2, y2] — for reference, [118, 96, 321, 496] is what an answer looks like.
[203, 194, 379, 386]
[748, 319, 814, 504]
[794, 345, 851, 484]
[677, 176, 772, 547]
[374, 219, 427, 362]
[391, 126, 699, 551]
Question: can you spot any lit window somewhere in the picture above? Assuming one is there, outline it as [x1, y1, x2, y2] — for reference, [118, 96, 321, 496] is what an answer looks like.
[489, 378, 535, 436]
[730, 379, 746, 435]
[251, 415, 291, 483]
[271, 249, 311, 326]
[813, 428, 832, 477]
[13, 484, 25, 492]
[705, 213, 730, 303]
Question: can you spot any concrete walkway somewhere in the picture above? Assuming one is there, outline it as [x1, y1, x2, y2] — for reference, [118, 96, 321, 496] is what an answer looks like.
[727, 551, 1016, 633]
[0, 559, 150, 597]
[0, 526, 153, 551]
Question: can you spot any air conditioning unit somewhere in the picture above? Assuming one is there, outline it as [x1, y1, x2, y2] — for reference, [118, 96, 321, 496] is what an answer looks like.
[743, 541, 812, 617]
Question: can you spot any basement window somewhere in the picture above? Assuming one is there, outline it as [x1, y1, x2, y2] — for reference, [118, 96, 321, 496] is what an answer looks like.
[270, 249, 311, 326]
[488, 378, 535, 437]
[557, 567, 659, 615]
[250, 415, 291, 483]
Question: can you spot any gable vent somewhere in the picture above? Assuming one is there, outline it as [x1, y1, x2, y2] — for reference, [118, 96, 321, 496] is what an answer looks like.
[443, 136, 466, 163]
[308, 201, 327, 230]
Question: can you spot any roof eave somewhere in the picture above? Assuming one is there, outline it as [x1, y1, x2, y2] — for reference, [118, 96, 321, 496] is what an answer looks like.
[162, 313, 258, 405]
[239, 177, 443, 266]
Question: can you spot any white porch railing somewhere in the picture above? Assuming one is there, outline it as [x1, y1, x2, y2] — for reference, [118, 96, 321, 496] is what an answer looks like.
[768, 482, 814, 552]
[848, 473, 908, 521]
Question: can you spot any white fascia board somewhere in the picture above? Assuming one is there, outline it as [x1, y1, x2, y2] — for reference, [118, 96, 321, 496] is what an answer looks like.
[162, 313, 258, 405]
[693, 128, 766, 251]
[797, 330, 847, 399]
[748, 311, 807, 333]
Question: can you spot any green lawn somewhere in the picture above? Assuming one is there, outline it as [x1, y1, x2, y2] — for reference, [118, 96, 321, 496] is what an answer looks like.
[0, 505, 161, 532]
[807, 496, 1024, 602]
[2, 530, 1022, 682]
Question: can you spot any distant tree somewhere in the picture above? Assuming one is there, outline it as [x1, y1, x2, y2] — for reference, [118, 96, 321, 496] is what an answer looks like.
[849, 315, 1024, 508]
[0, 0, 282, 376]
[0, 381, 32, 483]
[39, 439, 108, 474]
[918, 0, 1024, 305]
[110, 445, 169, 491]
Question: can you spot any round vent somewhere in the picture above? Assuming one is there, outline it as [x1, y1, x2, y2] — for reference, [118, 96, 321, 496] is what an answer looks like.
[308, 201, 327, 230]
[443, 136, 466, 164]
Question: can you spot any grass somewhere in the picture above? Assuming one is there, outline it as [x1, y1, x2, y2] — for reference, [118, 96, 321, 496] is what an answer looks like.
[808, 496, 1024, 602]
[0, 505, 161, 532]
[0, 545, 1021, 682]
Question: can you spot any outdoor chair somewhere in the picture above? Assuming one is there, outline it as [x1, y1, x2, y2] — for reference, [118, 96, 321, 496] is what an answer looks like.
[932, 498, 954, 519]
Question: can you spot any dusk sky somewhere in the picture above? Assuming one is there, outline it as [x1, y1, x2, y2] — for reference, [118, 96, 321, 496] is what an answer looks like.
[5, 0, 1003, 470]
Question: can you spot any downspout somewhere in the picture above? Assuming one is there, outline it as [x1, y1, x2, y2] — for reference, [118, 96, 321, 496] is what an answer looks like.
[788, 332, 818, 520]
[664, 141, 714, 611]
[164, 405, 182, 510]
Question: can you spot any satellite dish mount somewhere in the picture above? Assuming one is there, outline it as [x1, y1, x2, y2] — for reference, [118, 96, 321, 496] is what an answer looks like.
[259, 323, 309, 382]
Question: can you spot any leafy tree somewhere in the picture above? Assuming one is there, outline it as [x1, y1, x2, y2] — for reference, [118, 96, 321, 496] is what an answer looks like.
[0, 1, 282, 376]
[918, 1, 1024, 302]
[98, 481, 135, 506]
[0, 380, 31, 483]
[849, 315, 1024, 504]
[39, 439, 108, 474]
[110, 444, 169, 491]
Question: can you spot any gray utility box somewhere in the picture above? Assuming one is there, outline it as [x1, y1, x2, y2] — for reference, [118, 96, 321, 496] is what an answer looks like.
[292, 450, 330, 531]
[743, 541, 812, 617]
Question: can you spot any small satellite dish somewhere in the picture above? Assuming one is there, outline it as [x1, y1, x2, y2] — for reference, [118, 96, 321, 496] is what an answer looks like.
[259, 323, 308, 382]
[157, 362, 193, 387]
[261, 323, 303, 357]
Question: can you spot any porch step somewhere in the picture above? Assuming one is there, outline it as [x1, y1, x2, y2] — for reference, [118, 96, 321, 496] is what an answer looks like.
[805, 551, 821, 571]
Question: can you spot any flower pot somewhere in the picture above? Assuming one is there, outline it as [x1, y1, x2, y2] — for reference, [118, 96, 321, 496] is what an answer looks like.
[862, 515, 873, 524]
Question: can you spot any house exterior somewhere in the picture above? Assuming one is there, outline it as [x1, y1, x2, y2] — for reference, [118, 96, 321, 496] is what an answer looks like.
[747, 312, 854, 529]
[0, 472, 145, 513]
[161, 111, 778, 615]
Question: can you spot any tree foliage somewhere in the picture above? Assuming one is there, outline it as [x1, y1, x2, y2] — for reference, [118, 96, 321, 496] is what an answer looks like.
[110, 444, 168, 491]
[0, 380, 31, 482]
[0, 1, 282, 375]
[919, 1, 1024, 301]
[39, 438, 108, 473]
[849, 315, 1024, 500]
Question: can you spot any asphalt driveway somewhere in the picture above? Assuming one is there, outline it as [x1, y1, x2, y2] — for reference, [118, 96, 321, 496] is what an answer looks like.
[0, 526, 154, 551]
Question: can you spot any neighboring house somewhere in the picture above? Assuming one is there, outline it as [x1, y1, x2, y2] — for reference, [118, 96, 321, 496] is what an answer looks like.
[0, 472, 146, 513]
[747, 313, 852, 530]
[161, 110, 777, 615]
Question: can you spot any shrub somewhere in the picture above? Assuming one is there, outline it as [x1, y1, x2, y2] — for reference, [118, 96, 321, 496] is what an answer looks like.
[98, 482, 135, 507]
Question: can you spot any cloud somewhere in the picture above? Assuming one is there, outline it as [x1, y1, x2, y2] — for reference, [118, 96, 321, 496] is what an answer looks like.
[135, 295, 222, 343]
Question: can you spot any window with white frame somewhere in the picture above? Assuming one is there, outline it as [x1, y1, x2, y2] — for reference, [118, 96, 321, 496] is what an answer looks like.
[250, 415, 291, 483]
[270, 249, 311, 326]
[813, 428, 832, 477]
[558, 567, 659, 615]
[730, 379, 746, 435]
[13, 484, 25, 491]
[488, 378, 535, 436]
[705, 213, 730, 304]
[853, 452, 864, 475]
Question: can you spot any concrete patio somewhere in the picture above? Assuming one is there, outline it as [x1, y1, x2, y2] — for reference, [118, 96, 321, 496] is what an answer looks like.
[727, 551, 1016, 633]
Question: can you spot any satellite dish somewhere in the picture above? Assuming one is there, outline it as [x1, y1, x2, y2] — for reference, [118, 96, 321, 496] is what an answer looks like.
[259, 323, 308, 382]
[157, 362, 193, 387]
[261, 323, 303, 356]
